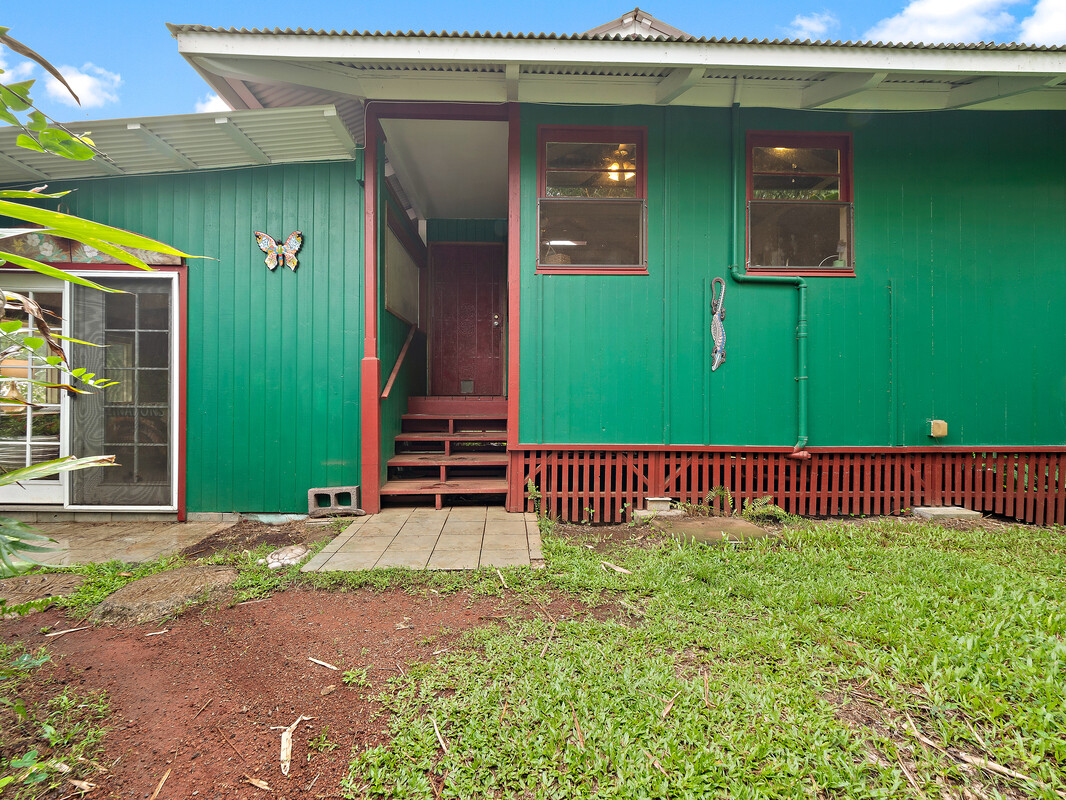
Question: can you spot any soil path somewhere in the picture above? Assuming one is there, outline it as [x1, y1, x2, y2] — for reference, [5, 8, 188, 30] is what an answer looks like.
[3, 587, 554, 799]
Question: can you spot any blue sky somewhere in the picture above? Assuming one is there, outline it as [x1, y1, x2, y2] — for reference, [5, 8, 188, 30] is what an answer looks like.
[2, 0, 1064, 120]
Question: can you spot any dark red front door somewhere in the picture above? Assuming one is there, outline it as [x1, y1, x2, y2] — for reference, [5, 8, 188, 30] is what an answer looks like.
[429, 243, 505, 396]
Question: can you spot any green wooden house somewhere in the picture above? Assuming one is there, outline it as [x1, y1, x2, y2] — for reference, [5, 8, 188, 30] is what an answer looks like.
[1, 9, 1064, 524]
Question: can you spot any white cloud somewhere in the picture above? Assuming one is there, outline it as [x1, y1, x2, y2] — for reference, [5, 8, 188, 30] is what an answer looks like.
[864, 0, 1021, 43]
[0, 51, 35, 82]
[44, 63, 121, 108]
[787, 12, 840, 40]
[195, 93, 230, 113]
[1018, 0, 1066, 43]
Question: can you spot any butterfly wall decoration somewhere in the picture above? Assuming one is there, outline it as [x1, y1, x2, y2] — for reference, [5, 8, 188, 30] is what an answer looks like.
[254, 231, 303, 271]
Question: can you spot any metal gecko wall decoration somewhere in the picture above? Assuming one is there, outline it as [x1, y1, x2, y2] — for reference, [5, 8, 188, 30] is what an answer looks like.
[711, 276, 726, 371]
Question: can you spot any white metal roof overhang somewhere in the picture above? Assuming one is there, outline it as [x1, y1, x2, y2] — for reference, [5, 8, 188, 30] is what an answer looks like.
[170, 25, 1066, 137]
[0, 104, 357, 185]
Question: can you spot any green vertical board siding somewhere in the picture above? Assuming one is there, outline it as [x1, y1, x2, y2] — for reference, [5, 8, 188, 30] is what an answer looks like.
[519, 105, 1066, 448]
[60, 161, 364, 512]
[427, 218, 506, 242]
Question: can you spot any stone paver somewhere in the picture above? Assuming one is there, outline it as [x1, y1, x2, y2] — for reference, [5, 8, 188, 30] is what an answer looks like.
[302, 505, 533, 573]
[19, 521, 233, 567]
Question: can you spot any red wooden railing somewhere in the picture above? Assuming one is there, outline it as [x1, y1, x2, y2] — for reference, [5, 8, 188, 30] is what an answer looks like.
[510, 448, 1066, 526]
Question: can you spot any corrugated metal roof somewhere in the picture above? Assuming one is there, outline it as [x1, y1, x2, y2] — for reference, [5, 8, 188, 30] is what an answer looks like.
[0, 105, 357, 185]
[167, 24, 1066, 51]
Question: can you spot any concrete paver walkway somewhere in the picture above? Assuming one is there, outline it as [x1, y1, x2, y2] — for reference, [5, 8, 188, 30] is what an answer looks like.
[19, 522, 233, 566]
[301, 506, 543, 572]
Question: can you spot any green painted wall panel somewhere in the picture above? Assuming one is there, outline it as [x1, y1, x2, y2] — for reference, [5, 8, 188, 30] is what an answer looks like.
[59, 161, 364, 512]
[427, 218, 506, 242]
[519, 105, 1066, 448]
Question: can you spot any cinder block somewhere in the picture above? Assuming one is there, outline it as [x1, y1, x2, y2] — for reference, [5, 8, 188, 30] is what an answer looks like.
[914, 506, 982, 520]
[307, 485, 364, 518]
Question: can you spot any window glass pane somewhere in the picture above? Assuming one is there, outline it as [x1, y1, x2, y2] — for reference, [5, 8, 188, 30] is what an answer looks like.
[545, 171, 636, 198]
[105, 371, 135, 405]
[137, 445, 169, 483]
[30, 411, 60, 439]
[138, 408, 169, 444]
[753, 147, 839, 174]
[139, 293, 169, 330]
[105, 293, 136, 329]
[139, 331, 169, 368]
[749, 202, 851, 268]
[539, 199, 644, 267]
[546, 141, 637, 171]
[752, 175, 840, 200]
[140, 370, 168, 404]
[109, 446, 135, 484]
[106, 331, 135, 368]
[105, 413, 136, 444]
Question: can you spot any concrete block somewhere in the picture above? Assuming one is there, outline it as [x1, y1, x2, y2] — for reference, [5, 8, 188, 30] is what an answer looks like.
[308, 485, 363, 518]
[632, 508, 685, 523]
[914, 506, 982, 520]
[187, 512, 223, 522]
[645, 497, 674, 512]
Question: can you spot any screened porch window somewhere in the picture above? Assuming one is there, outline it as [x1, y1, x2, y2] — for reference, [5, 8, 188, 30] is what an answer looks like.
[537, 126, 647, 273]
[747, 132, 853, 274]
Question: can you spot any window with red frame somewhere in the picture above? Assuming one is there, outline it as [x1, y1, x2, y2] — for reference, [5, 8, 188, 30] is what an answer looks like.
[537, 127, 647, 272]
[747, 132, 853, 273]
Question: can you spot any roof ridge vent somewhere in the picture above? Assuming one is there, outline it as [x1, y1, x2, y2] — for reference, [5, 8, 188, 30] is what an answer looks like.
[583, 7, 695, 40]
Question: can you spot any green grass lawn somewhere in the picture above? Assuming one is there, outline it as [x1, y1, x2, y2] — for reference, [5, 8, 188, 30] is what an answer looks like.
[346, 518, 1066, 799]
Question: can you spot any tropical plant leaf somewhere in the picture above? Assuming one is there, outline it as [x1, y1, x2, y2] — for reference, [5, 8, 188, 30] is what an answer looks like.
[0, 454, 116, 487]
[0, 201, 192, 257]
[0, 189, 70, 199]
[0, 30, 80, 104]
[0, 251, 118, 292]
[76, 236, 151, 271]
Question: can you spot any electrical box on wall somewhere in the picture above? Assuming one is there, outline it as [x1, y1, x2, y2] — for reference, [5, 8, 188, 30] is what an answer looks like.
[929, 419, 948, 438]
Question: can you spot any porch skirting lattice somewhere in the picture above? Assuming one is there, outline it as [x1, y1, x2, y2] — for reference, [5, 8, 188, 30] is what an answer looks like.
[508, 448, 1066, 526]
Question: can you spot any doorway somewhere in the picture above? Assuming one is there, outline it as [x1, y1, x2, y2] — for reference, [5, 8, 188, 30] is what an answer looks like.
[429, 242, 506, 396]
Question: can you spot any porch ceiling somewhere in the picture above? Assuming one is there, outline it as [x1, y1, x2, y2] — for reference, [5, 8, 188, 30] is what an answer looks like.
[0, 105, 357, 186]
[171, 25, 1066, 123]
[379, 118, 508, 219]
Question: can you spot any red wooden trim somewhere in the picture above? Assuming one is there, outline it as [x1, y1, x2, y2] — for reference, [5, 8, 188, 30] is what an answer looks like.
[535, 267, 650, 276]
[506, 103, 522, 458]
[746, 269, 856, 278]
[510, 443, 1066, 453]
[176, 267, 187, 521]
[381, 324, 417, 400]
[517, 446, 1064, 525]
[368, 101, 509, 122]
[360, 110, 382, 513]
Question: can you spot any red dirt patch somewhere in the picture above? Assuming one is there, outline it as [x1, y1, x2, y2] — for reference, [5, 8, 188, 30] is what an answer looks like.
[179, 520, 344, 559]
[2, 587, 585, 799]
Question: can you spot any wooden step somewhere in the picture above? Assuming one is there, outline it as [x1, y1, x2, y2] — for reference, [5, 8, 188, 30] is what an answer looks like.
[388, 453, 508, 467]
[407, 396, 507, 416]
[380, 477, 508, 495]
[401, 413, 508, 422]
[395, 431, 506, 442]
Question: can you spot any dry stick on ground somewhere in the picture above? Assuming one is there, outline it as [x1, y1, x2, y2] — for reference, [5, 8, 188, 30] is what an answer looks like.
[568, 702, 586, 751]
[531, 596, 556, 624]
[192, 698, 213, 719]
[147, 767, 171, 800]
[216, 726, 248, 762]
[540, 622, 557, 658]
[431, 717, 449, 755]
[44, 626, 91, 638]
[896, 754, 924, 797]
[903, 713, 1061, 797]
[661, 691, 682, 720]
[702, 673, 711, 708]
[495, 568, 509, 590]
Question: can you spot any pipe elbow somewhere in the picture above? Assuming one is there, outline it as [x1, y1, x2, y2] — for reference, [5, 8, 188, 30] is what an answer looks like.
[788, 446, 812, 460]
